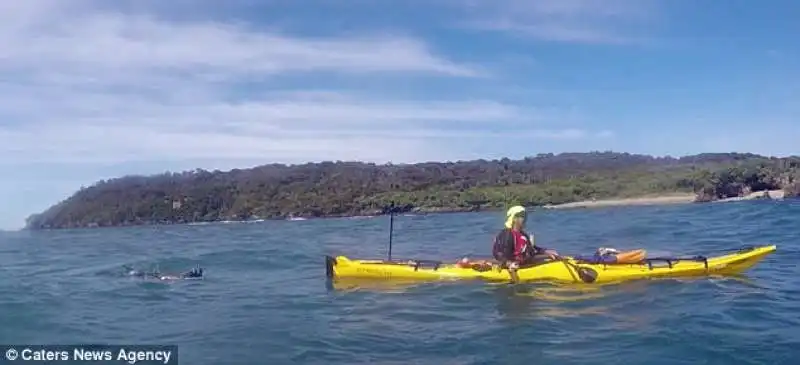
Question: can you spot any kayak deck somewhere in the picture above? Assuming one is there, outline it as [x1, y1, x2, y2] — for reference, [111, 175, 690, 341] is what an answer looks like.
[325, 245, 776, 284]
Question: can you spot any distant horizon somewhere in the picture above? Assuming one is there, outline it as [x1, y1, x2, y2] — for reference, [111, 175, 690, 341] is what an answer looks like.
[14, 149, 800, 230]
[12, 149, 800, 231]
[24, 150, 800, 232]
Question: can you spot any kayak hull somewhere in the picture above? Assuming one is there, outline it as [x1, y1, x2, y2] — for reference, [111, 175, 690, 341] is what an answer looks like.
[325, 245, 776, 285]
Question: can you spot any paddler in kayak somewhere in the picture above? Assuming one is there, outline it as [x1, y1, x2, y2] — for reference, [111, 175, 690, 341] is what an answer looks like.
[492, 205, 558, 270]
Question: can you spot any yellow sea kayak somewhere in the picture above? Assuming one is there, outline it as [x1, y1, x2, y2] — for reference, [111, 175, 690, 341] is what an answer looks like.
[324, 245, 776, 284]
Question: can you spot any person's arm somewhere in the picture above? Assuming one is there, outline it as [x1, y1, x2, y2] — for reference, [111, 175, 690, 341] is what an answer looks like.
[529, 232, 557, 256]
[492, 230, 514, 267]
[527, 231, 544, 254]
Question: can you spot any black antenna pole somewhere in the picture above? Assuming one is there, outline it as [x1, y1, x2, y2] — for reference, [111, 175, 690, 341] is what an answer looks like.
[388, 201, 395, 261]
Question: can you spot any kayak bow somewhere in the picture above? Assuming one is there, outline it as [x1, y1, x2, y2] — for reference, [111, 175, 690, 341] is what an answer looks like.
[325, 245, 776, 285]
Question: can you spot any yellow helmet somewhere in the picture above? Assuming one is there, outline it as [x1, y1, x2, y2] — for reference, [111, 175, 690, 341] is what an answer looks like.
[504, 205, 526, 229]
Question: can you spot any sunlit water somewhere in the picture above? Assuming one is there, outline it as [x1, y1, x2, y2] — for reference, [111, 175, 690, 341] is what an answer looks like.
[1, 201, 798, 364]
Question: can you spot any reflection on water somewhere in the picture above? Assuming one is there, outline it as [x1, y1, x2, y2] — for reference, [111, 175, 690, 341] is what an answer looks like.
[327, 276, 769, 338]
[491, 284, 612, 320]
[327, 277, 643, 319]
[326, 278, 430, 293]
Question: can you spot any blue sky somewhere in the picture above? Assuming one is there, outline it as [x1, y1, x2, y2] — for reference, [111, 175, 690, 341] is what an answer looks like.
[0, 0, 798, 230]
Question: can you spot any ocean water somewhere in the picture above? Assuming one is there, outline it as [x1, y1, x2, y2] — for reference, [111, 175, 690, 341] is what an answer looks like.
[1, 201, 799, 364]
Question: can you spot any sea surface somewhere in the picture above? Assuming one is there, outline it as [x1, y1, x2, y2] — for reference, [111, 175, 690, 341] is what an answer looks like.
[1, 201, 799, 364]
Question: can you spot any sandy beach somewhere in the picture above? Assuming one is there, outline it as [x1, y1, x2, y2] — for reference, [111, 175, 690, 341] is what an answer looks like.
[542, 189, 785, 210]
[542, 194, 696, 210]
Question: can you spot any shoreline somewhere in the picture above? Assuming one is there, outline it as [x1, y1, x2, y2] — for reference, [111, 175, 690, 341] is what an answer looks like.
[713, 189, 784, 203]
[541, 194, 696, 210]
[542, 189, 786, 210]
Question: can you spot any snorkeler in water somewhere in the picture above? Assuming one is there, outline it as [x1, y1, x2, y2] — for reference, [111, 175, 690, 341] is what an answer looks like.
[123, 264, 204, 281]
[181, 266, 204, 279]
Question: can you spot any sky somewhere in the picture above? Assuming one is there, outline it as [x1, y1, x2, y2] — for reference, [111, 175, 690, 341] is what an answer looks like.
[0, 0, 798, 230]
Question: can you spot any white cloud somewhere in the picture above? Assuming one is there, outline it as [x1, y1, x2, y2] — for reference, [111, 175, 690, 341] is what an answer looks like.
[454, 0, 657, 45]
[0, 0, 615, 170]
[0, 1, 481, 78]
[0, 90, 602, 165]
[0, 0, 612, 168]
[468, 19, 638, 45]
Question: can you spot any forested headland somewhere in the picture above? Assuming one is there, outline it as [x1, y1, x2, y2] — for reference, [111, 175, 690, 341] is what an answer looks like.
[25, 151, 800, 229]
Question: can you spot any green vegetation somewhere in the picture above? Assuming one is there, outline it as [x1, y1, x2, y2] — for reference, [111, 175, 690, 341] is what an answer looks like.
[25, 152, 800, 229]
